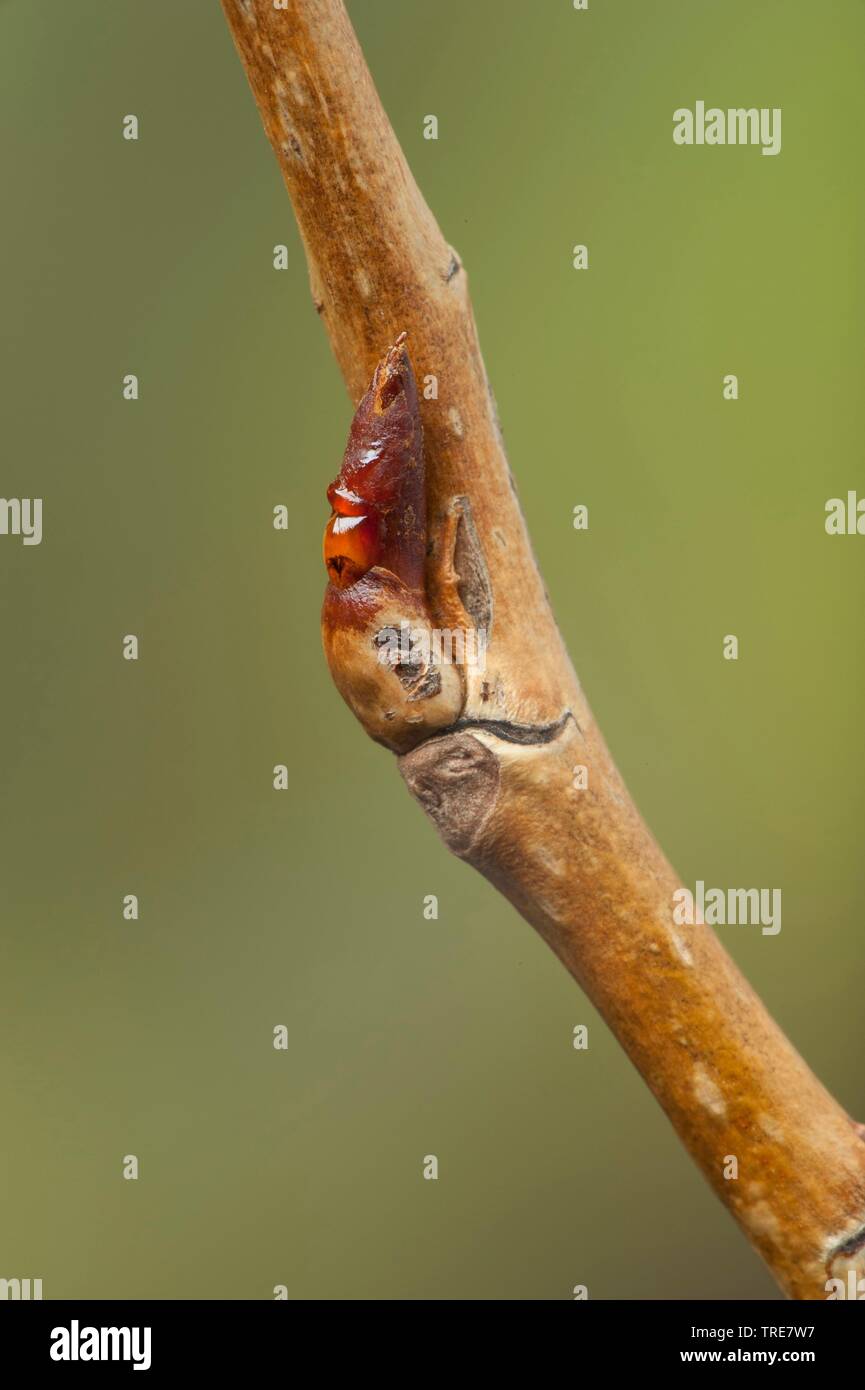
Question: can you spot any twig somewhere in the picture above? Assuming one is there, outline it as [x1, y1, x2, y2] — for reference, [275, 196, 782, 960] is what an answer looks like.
[221, 0, 865, 1298]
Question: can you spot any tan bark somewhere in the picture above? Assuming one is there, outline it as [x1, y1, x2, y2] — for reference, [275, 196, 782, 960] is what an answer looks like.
[221, 0, 865, 1298]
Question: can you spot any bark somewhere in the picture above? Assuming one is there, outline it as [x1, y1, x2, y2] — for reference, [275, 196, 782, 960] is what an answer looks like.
[221, 0, 865, 1298]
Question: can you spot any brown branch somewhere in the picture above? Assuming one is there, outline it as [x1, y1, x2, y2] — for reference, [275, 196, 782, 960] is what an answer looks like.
[221, 0, 865, 1298]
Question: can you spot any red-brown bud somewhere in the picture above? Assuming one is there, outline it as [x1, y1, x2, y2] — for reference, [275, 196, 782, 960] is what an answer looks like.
[321, 335, 464, 752]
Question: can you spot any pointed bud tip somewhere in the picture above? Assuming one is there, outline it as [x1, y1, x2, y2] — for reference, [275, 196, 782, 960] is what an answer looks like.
[374, 332, 415, 412]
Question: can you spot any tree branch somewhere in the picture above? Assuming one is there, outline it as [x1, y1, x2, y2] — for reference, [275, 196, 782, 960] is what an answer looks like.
[221, 0, 865, 1298]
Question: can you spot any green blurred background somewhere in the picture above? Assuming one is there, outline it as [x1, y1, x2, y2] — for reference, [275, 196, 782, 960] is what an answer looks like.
[1, 0, 863, 1299]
